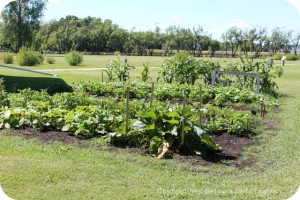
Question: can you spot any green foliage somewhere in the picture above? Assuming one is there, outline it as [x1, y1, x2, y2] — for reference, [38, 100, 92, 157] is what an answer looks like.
[73, 81, 278, 106]
[0, 78, 9, 106]
[104, 65, 115, 82]
[273, 54, 299, 61]
[160, 52, 221, 85]
[224, 58, 284, 97]
[0, 86, 265, 156]
[3, 53, 14, 64]
[1, 0, 47, 52]
[160, 52, 199, 85]
[141, 62, 151, 82]
[201, 104, 255, 135]
[110, 57, 135, 82]
[65, 51, 83, 66]
[286, 54, 299, 61]
[16, 48, 44, 66]
[272, 54, 282, 60]
[111, 106, 221, 156]
[46, 57, 56, 64]
[198, 59, 221, 85]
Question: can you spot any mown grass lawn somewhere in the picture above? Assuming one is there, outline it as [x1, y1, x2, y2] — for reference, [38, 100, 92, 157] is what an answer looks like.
[0, 57, 299, 199]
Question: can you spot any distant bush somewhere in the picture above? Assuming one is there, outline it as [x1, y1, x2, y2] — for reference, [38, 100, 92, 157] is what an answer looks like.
[16, 48, 44, 66]
[286, 54, 299, 61]
[3, 53, 14, 64]
[272, 54, 282, 60]
[273, 54, 299, 61]
[114, 51, 121, 56]
[46, 57, 56, 64]
[65, 51, 83, 66]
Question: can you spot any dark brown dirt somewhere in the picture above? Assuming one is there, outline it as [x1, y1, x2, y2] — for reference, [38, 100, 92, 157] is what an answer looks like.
[12, 128, 84, 145]
[9, 128, 258, 169]
[173, 133, 258, 169]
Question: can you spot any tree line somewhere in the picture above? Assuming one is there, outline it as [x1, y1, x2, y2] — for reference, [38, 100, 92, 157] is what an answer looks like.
[1, 0, 300, 57]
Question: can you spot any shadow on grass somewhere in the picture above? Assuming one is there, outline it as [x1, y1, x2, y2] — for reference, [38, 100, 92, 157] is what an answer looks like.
[0, 75, 72, 94]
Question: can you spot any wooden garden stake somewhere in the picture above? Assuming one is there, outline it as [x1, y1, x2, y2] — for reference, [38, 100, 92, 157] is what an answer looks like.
[181, 90, 187, 145]
[246, 119, 249, 134]
[213, 110, 216, 129]
[126, 87, 130, 134]
[261, 102, 266, 118]
[150, 82, 154, 108]
[101, 70, 104, 83]
[199, 86, 203, 125]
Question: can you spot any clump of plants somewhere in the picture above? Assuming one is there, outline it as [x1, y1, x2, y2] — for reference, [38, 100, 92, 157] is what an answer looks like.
[3, 53, 14, 64]
[160, 52, 221, 85]
[0, 78, 8, 106]
[141, 62, 151, 82]
[46, 57, 56, 64]
[286, 54, 299, 61]
[224, 58, 284, 97]
[16, 48, 44, 66]
[109, 56, 135, 82]
[272, 54, 282, 60]
[65, 51, 83, 66]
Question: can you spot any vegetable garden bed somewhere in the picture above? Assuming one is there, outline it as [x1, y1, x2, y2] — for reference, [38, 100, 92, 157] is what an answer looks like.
[0, 81, 279, 160]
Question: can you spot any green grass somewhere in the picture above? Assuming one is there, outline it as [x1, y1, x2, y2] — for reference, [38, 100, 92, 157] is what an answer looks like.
[0, 54, 165, 89]
[0, 56, 300, 199]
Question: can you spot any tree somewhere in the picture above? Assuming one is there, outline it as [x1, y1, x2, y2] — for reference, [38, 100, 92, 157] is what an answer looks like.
[209, 39, 220, 56]
[34, 20, 57, 52]
[291, 31, 300, 55]
[240, 27, 268, 57]
[192, 26, 210, 57]
[269, 27, 289, 54]
[252, 27, 268, 56]
[107, 28, 127, 53]
[222, 27, 243, 57]
[1, 0, 47, 52]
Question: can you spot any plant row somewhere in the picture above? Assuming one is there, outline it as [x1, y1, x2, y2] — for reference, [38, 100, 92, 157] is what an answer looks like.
[73, 81, 278, 106]
[0, 88, 257, 156]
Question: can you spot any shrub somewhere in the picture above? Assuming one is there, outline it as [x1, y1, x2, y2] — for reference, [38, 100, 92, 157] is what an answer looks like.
[286, 54, 299, 61]
[3, 53, 14, 64]
[65, 51, 83, 66]
[114, 51, 121, 56]
[16, 48, 44, 66]
[141, 62, 150, 82]
[272, 54, 282, 60]
[46, 57, 56, 64]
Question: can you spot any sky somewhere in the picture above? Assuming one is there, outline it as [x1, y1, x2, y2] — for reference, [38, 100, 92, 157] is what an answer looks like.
[1, 0, 300, 39]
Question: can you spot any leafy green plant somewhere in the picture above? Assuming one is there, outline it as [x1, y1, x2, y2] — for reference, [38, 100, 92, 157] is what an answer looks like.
[3, 53, 14, 64]
[141, 62, 150, 82]
[160, 52, 199, 85]
[111, 106, 222, 156]
[111, 57, 135, 82]
[224, 58, 284, 97]
[104, 65, 115, 82]
[286, 54, 299, 61]
[0, 78, 9, 106]
[65, 51, 83, 66]
[200, 104, 255, 135]
[0, 86, 268, 156]
[16, 48, 44, 66]
[160, 52, 221, 85]
[46, 57, 56, 64]
[272, 54, 282, 60]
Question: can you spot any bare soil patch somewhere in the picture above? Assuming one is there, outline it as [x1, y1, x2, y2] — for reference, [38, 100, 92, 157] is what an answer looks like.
[9, 128, 258, 169]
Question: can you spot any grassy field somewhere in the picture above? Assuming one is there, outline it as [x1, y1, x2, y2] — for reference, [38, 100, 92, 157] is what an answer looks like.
[0, 56, 299, 199]
[0, 54, 266, 90]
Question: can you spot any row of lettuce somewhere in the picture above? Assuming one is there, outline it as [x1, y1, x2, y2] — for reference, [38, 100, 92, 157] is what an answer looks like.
[0, 81, 278, 156]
